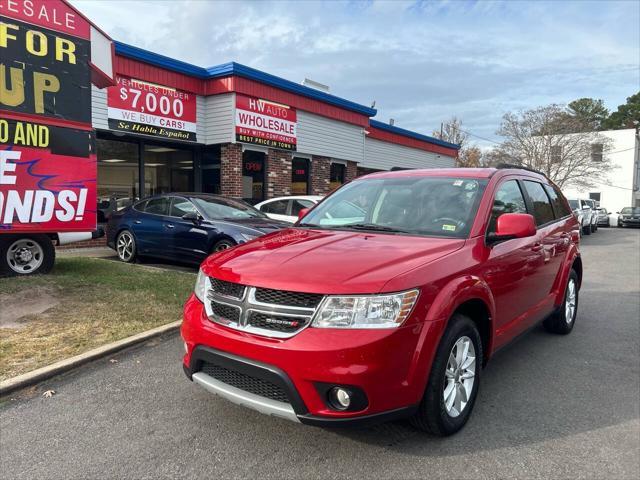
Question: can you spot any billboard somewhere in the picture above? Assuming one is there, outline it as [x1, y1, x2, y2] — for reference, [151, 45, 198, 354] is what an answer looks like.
[107, 75, 198, 142]
[235, 94, 297, 151]
[1, 0, 99, 233]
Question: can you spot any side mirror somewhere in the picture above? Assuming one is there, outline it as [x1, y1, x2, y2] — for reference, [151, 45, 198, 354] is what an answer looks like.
[297, 208, 309, 221]
[488, 213, 536, 243]
[182, 212, 201, 224]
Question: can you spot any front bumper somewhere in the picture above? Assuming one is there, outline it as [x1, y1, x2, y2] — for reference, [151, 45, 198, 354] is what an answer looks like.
[181, 294, 436, 426]
[619, 218, 640, 226]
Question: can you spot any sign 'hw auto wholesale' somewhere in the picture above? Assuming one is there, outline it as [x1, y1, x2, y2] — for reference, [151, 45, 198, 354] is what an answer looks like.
[235, 94, 297, 151]
[0, 0, 100, 233]
[107, 75, 197, 142]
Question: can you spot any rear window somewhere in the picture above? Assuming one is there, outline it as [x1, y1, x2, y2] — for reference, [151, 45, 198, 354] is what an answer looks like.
[544, 185, 573, 218]
[523, 181, 555, 226]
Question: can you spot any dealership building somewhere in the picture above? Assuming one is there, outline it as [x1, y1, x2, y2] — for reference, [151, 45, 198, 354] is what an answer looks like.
[92, 42, 459, 211]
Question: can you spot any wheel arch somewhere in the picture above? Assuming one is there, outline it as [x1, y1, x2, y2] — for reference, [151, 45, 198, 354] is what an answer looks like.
[452, 299, 493, 366]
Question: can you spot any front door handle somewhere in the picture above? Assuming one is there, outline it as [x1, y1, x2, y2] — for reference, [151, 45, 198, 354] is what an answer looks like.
[165, 224, 174, 229]
[134, 220, 142, 224]
[531, 242, 543, 252]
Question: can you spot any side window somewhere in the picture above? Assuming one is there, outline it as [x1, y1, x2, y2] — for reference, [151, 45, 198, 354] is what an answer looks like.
[170, 198, 197, 217]
[488, 180, 527, 233]
[523, 181, 555, 226]
[133, 200, 148, 212]
[291, 199, 313, 216]
[544, 184, 572, 218]
[144, 197, 170, 216]
[261, 200, 289, 215]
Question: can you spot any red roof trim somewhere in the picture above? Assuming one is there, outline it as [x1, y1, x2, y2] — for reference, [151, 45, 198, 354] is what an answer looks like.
[367, 126, 459, 157]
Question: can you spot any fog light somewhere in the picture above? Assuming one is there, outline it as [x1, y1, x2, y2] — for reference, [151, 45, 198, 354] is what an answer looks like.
[330, 387, 351, 410]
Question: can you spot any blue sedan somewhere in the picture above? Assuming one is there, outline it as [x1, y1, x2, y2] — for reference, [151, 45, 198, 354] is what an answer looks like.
[106, 193, 288, 265]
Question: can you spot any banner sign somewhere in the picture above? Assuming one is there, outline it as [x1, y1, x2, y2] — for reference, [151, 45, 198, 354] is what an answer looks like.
[0, 118, 96, 232]
[107, 75, 197, 142]
[235, 94, 297, 151]
[1, 1, 97, 233]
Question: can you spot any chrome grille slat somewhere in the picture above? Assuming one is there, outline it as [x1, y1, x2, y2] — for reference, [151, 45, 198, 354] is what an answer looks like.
[204, 277, 323, 338]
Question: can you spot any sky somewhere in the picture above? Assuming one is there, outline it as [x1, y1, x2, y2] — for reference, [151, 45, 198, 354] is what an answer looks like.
[70, 0, 639, 148]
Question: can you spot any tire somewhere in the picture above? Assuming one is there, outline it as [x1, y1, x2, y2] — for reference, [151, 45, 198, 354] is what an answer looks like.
[583, 225, 591, 235]
[116, 230, 137, 263]
[0, 234, 55, 276]
[211, 239, 236, 253]
[410, 314, 482, 436]
[592, 224, 597, 233]
[543, 269, 579, 335]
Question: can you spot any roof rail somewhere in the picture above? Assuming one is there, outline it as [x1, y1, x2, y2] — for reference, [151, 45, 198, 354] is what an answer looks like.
[495, 163, 547, 177]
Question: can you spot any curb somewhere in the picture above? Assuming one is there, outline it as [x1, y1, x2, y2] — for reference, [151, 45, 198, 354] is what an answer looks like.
[0, 321, 181, 397]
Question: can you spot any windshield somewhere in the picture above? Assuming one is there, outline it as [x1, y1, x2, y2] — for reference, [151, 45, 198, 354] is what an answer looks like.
[568, 200, 579, 209]
[298, 176, 488, 238]
[192, 197, 267, 220]
[621, 207, 640, 215]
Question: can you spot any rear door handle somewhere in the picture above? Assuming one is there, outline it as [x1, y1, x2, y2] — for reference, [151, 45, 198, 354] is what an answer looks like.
[531, 242, 543, 252]
[134, 220, 142, 224]
[165, 224, 174, 229]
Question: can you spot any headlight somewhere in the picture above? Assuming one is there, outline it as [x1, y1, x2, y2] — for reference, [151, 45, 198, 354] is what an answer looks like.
[312, 289, 419, 329]
[239, 232, 260, 242]
[194, 268, 207, 303]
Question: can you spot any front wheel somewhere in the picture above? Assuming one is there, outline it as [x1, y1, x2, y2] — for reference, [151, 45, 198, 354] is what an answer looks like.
[116, 230, 137, 263]
[0, 234, 55, 276]
[410, 314, 482, 436]
[543, 269, 579, 334]
[211, 239, 236, 253]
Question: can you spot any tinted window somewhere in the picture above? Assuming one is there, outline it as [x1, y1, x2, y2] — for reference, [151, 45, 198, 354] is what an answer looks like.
[568, 199, 579, 210]
[133, 200, 148, 212]
[261, 200, 289, 215]
[544, 184, 572, 218]
[291, 199, 314, 216]
[488, 180, 527, 234]
[170, 198, 197, 217]
[523, 181, 555, 226]
[144, 197, 170, 215]
[299, 177, 487, 239]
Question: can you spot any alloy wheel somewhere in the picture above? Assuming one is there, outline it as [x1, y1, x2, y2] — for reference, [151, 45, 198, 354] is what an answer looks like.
[443, 336, 476, 418]
[117, 232, 134, 261]
[7, 239, 44, 274]
[565, 278, 577, 324]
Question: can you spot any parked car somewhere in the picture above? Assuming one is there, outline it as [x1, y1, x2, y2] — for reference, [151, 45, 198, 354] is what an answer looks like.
[106, 193, 288, 265]
[617, 206, 640, 228]
[583, 199, 599, 232]
[595, 208, 611, 227]
[254, 195, 324, 223]
[568, 198, 596, 235]
[182, 167, 581, 436]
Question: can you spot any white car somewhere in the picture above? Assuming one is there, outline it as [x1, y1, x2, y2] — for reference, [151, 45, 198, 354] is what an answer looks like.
[254, 196, 324, 223]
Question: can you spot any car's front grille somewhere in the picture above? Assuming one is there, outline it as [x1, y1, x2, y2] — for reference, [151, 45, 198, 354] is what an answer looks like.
[200, 362, 289, 403]
[205, 277, 324, 338]
[254, 287, 323, 309]
[210, 278, 245, 299]
[247, 311, 309, 333]
[210, 301, 241, 323]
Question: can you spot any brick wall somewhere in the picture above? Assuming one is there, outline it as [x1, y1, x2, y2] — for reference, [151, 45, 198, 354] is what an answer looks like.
[56, 236, 108, 250]
[266, 149, 293, 197]
[346, 160, 358, 182]
[311, 156, 332, 195]
[220, 143, 243, 197]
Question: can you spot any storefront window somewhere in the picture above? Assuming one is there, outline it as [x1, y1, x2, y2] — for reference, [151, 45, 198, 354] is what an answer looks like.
[330, 162, 346, 191]
[242, 150, 266, 203]
[97, 138, 140, 223]
[144, 145, 194, 196]
[291, 157, 310, 194]
[202, 146, 221, 194]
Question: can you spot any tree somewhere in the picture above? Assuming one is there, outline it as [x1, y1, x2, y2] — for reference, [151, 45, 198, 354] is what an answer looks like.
[432, 116, 468, 147]
[457, 146, 483, 168]
[491, 104, 614, 189]
[602, 92, 640, 130]
[566, 98, 609, 131]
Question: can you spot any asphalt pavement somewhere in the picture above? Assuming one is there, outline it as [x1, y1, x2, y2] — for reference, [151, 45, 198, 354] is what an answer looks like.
[2, 228, 639, 479]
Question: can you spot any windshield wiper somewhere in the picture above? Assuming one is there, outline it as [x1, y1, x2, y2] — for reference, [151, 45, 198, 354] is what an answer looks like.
[344, 223, 410, 233]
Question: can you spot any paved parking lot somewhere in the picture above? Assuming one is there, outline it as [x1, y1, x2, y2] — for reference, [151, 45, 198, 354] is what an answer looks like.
[2, 228, 639, 479]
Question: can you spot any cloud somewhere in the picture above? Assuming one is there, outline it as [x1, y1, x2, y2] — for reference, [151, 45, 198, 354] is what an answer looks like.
[71, 0, 639, 146]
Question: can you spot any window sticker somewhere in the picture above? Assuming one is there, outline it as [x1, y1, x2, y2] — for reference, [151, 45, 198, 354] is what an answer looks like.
[442, 224, 457, 232]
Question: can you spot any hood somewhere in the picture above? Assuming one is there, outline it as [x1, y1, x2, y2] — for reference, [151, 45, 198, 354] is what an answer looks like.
[215, 217, 289, 234]
[202, 228, 465, 294]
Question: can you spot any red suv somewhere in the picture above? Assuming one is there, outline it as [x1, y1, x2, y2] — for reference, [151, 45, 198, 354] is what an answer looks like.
[181, 167, 581, 435]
